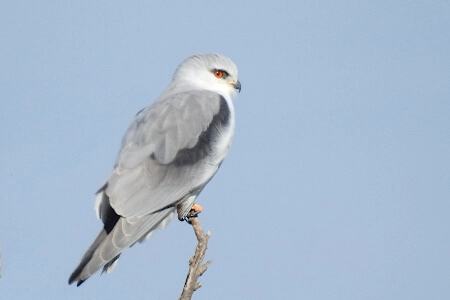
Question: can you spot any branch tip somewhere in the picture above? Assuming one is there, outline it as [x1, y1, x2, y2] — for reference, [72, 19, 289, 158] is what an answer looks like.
[178, 215, 212, 300]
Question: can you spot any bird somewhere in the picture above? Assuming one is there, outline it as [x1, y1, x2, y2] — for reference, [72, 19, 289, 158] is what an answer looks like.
[68, 53, 241, 286]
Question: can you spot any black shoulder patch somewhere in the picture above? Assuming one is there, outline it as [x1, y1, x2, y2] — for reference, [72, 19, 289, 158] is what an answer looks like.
[171, 96, 230, 166]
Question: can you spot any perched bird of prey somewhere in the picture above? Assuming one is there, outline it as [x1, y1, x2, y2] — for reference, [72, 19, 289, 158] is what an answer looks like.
[68, 53, 241, 286]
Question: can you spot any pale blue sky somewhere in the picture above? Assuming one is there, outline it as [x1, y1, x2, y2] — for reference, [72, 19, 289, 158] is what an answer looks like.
[1, 1, 449, 299]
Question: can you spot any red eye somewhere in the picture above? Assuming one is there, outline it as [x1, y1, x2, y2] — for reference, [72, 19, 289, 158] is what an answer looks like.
[213, 70, 224, 78]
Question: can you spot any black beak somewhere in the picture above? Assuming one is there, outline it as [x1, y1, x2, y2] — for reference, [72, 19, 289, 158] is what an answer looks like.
[233, 80, 241, 93]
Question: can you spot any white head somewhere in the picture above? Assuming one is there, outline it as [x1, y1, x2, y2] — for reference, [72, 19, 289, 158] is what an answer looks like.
[169, 53, 241, 100]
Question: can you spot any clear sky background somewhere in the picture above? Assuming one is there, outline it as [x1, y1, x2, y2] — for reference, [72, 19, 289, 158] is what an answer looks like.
[1, 1, 449, 299]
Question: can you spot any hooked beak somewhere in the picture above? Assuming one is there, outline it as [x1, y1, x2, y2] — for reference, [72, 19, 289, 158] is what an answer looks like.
[232, 80, 241, 93]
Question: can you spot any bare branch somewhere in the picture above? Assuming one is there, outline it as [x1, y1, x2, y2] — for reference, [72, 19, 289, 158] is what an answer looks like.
[179, 216, 212, 300]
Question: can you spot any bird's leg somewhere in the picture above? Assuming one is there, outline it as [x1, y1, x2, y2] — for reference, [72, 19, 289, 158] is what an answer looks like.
[177, 202, 203, 222]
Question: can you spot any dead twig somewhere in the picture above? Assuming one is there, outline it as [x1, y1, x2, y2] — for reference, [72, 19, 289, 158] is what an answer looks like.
[178, 216, 212, 300]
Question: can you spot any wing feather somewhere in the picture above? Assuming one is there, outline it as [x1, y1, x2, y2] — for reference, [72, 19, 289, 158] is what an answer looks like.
[107, 90, 225, 218]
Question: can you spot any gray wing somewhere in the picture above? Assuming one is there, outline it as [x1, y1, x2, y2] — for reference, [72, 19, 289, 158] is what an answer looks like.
[69, 90, 231, 285]
[107, 89, 226, 218]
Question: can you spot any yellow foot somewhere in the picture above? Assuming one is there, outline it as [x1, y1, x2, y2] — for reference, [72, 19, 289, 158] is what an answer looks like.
[185, 203, 203, 221]
[191, 203, 203, 213]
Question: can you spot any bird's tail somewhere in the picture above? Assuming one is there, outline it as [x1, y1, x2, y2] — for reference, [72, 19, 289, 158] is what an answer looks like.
[68, 208, 175, 286]
[68, 229, 109, 286]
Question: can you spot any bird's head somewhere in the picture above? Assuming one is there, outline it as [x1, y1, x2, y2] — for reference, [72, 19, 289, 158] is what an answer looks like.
[172, 53, 241, 100]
